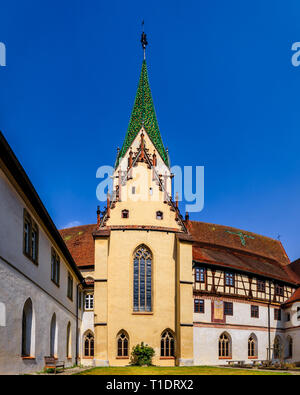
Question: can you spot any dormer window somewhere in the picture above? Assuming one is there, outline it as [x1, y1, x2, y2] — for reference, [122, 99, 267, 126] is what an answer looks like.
[156, 211, 163, 220]
[122, 209, 129, 219]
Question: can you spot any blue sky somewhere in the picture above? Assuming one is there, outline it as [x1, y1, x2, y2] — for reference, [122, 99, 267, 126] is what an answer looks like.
[0, 0, 299, 260]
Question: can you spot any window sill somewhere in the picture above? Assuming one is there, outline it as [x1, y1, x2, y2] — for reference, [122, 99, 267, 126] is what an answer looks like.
[160, 357, 175, 360]
[82, 356, 94, 359]
[218, 356, 232, 360]
[51, 279, 60, 288]
[132, 312, 153, 315]
[22, 356, 36, 360]
[248, 356, 258, 359]
[23, 253, 39, 266]
[116, 357, 129, 360]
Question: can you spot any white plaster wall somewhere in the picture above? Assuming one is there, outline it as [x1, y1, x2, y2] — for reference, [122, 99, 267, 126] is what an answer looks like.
[194, 299, 285, 329]
[79, 311, 94, 367]
[0, 168, 79, 314]
[283, 301, 300, 363]
[0, 259, 80, 374]
[193, 326, 282, 365]
[193, 299, 288, 365]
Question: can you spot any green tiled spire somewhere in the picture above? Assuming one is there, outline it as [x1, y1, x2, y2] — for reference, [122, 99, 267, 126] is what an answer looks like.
[116, 60, 169, 168]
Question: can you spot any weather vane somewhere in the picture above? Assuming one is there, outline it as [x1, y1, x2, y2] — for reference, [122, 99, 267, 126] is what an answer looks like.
[141, 20, 148, 60]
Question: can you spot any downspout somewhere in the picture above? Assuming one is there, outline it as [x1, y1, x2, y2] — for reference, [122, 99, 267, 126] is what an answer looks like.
[75, 283, 80, 366]
[267, 280, 272, 361]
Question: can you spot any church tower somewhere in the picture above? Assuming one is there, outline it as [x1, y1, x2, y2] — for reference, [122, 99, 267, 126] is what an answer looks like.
[93, 33, 194, 367]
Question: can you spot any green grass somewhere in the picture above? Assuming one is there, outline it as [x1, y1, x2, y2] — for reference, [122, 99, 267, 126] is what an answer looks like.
[76, 366, 290, 375]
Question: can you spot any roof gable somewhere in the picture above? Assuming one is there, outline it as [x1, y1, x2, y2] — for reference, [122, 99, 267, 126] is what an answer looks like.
[116, 60, 169, 168]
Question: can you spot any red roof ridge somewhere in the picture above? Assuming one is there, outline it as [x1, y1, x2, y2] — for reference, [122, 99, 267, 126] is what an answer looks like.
[283, 287, 300, 305]
[59, 223, 97, 232]
[188, 220, 281, 243]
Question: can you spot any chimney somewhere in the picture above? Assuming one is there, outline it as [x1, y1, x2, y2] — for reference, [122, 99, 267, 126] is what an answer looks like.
[97, 206, 101, 228]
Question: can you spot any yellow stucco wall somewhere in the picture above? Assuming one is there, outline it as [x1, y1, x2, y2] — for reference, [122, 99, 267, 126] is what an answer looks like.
[93, 128, 193, 366]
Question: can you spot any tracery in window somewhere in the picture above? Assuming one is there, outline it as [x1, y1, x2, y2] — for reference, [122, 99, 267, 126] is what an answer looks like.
[133, 245, 152, 312]
[83, 331, 94, 357]
[117, 331, 129, 357]
[219, 332, 231, 358]
[160, 330, 175, 357]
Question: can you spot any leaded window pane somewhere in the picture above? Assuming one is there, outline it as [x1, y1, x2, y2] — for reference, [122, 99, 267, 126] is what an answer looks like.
[133, 246, 152, 312]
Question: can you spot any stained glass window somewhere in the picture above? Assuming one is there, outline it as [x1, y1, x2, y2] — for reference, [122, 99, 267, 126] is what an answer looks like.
[117, 332, 129, 357]
[133, 245, 152, 312]
[219, 333, 231, 358]
[161, 330, 175, 357]
[84, 331, 94, 357]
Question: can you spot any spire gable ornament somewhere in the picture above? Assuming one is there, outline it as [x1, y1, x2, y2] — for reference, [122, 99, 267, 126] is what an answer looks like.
[115, 27, 169, 168]
[141, 21, 148, 60]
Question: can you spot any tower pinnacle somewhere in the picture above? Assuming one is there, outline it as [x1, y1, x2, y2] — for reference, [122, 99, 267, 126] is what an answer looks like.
[141, 21, 148, 60]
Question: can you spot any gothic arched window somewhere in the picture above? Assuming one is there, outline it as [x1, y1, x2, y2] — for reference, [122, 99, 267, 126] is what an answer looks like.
[50, 313, 57, 357]
[274, 336, 282, 359]
[219, 332, 231, 358]
[21, 298, 34, 357]
[66, 322, 71, 358]
[133, 245, 152, 312]
[83, 331, 94, 357]
[117, 331, 129, 357]
[248, 334, 257, 358]
[161, 330, 175, 357]
[287, 336, 293, 358]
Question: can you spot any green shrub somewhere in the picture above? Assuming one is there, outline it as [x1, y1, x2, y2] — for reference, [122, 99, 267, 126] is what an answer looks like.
[130, 342, 155, 366]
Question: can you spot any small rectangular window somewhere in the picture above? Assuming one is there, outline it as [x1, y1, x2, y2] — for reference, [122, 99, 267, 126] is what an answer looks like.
[224, 302, 233, 316]
[275, 284, 284, 297]
[122, 210, 129, 219]
[156, 211, 163, 220]
[297, 307, 300, 321]
[194, 299, 205, 313]
[225, 272, 235, 287]
[257, 279, 266, 292]
[23, 209, 39, 264]
[85, 294, 94, 310]
[251, 305, 259, 318]
[195, 268, 205, 283]
[67, 273, 73, 301]
[132, 187, 135, 194]
[51, 248, 60, 286]
[274, 309, 281, 321]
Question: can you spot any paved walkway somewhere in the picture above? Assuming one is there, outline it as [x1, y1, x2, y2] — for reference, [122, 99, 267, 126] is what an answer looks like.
[32, 366, 91, 375]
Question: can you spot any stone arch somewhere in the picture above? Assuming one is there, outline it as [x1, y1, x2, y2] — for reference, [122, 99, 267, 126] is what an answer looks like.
[50, 313, 58, 357]
[218, 332, 232, 358]
[21, 298, 35, 357]
[160, 329, 175, 357]
[117, 329, 129, 357]
[248, 333, 258, 358]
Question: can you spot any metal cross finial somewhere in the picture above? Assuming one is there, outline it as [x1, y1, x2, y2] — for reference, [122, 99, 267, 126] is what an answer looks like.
[226, 230, 255, 246]
[141, 20, 148, 60]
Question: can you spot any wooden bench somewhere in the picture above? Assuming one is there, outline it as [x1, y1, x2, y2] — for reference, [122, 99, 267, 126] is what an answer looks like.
[44, 356, 65, 374]
[251, 359, 269, 367]
[227, 360, 245, 367]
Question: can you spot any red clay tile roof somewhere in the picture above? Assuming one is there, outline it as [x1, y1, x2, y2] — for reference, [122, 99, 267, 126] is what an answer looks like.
[283, 287, 300, 305]
[186, 221, 299, 285]
[288, 259, 300, 281]
[186, 220, 290, 265]
[193, 245, 296, 284]
[59, 224, 96, 267]
[59, 220, 297, 284]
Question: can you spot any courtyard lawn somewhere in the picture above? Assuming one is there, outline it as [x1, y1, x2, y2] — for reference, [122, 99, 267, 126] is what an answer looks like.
[75, 366, 290, 375]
